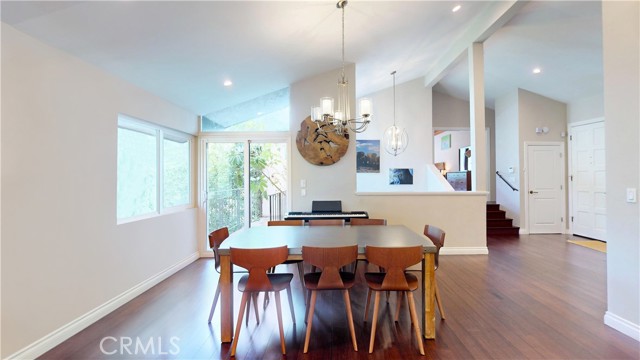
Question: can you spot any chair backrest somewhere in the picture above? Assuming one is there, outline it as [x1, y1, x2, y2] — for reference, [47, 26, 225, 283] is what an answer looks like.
[308, 219, 345, 226]
[365, 246, 423, 291]
[302, 245, 358, 289]
[268, 220, 304, 226]
[208, 227, 230, 270]
[350, 218, 387, 226]
[230, 246, 289, 292]
[423, 225, 446, 269]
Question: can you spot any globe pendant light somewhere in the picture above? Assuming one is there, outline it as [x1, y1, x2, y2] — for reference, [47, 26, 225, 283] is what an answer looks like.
[384, 71, 408, 156]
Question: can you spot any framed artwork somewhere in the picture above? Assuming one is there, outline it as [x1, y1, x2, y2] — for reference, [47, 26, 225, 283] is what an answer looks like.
[356, 140, 380, 173]
[441, 134, 451, 150]
[389, 168, 413, 185]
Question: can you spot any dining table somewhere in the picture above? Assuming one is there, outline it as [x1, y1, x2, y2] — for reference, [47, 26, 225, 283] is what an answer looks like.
[216, 224, 437, 343]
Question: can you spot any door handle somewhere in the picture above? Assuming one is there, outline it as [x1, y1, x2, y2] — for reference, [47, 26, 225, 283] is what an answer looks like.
[529, 190, 538, 194]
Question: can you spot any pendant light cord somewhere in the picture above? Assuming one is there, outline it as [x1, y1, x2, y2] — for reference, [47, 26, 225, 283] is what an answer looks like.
[391, 70, 397, 126]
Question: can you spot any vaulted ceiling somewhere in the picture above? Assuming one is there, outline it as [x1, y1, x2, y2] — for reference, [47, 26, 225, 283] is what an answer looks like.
[1, 1, 602, 116]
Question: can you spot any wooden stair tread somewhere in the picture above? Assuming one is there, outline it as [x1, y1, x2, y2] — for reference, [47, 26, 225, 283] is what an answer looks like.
[486, 202, 519, 236]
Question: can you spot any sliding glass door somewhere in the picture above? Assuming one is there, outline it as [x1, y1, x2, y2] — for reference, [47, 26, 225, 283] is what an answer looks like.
[203, 135, 289, 240]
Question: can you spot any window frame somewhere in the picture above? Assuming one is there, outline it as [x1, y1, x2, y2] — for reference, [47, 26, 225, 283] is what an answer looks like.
[117, 115, 194, 224]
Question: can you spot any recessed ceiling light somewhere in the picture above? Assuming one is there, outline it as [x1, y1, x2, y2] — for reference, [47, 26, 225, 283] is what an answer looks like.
[452, 5, 461, 12]
[532, 68, 542, 74]
[223, 80, 233, 87]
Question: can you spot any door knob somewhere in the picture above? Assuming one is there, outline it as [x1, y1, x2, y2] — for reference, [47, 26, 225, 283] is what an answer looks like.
[529, 190, 538, 194]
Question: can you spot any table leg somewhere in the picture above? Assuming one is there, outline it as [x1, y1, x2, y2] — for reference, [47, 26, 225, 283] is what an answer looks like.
[423, 253, 435, 339]
[220, 255, 234, 343]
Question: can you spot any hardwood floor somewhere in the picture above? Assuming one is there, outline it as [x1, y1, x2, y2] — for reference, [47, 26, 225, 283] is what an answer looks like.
[41, 234, 639, 359]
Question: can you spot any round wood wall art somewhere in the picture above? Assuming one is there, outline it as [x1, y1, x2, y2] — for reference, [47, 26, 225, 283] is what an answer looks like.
[296, 116, 349, 166]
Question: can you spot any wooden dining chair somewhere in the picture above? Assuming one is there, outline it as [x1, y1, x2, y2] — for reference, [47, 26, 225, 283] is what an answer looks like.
[302, 245, 359, 353]
[207, 227, 259, 326]
[267, 220, 306, 303]
[308, 219, 345, 226]
[424, 224, 446, 319]
[267, 220, 305, 226]
[350, 218, 387, 226]
[229, 246, 296, 356]
[363, 246, 425, 355]
[350, 218, 387, 273]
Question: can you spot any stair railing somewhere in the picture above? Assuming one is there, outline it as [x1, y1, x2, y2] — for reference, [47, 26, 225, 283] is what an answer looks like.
[496, 171, 518, 191]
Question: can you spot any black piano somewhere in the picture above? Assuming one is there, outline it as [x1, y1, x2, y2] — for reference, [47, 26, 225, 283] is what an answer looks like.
[284, 200, 368, 223]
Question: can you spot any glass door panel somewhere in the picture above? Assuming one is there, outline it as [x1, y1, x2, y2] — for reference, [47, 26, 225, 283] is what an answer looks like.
[205, 142, 245, 235]
[248, 142, 288, 227]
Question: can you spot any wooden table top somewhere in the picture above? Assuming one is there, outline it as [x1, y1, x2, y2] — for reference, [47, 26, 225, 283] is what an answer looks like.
[219, 225, 436, 255]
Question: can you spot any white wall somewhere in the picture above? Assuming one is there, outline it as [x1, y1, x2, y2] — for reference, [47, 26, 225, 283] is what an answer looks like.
[602, 0, 640, 341]
[494, 89, 567, 229]
[1, 24, 199, 357]
[495, 90, 520, 225]
[355, 78, 432, 192]
[567, 93, 604, 124]
[517, 89, 568, 231]
[432, 91, 496, 200]
[434, 130, 470, 172]
[289, 66, 487, 253]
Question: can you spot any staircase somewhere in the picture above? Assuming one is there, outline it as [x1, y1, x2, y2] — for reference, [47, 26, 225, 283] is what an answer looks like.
[487, 202, 519, 236]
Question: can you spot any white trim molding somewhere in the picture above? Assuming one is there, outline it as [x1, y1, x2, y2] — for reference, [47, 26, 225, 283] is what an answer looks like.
[440, 247, 489, 255]
[604, 311, 640, 342]
[6, 252, 200, 360]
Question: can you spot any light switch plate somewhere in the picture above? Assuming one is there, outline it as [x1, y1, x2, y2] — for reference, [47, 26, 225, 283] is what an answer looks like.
[300, 179, 307, 188]
[626, 188, 637, 203]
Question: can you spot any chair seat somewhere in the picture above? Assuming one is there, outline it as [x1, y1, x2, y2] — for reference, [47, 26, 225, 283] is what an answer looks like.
[364, 272, 419, 291]
[303, 272, 356, 290]
[238, 273, 294, 292]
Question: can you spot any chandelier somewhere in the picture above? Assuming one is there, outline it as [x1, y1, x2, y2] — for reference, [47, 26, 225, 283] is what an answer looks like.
[383, 71, 408, 156]
[311, 0, 372, 135]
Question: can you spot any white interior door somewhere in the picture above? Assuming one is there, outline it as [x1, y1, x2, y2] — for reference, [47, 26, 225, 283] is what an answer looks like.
[570, 120, 606, 240]
[527, 144, 564, 234]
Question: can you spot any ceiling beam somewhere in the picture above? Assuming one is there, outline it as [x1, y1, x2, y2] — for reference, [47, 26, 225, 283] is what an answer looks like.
[423, 0, 528, 88]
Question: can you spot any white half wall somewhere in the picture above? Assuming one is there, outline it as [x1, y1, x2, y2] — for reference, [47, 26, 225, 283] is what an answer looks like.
[1, 24, 199, 357]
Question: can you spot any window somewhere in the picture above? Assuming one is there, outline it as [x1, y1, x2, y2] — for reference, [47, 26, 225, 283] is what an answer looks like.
[117, 115, 193, 222]
[163, 135, 190, 208]
[201, 87, 289, 132]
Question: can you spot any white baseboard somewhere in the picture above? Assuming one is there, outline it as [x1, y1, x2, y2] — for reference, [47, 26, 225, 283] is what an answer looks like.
[440, 247, 489, 255]
[604, 311, 640, 342]
[6, 252, 200, 360]
[519, 228, 528, 234]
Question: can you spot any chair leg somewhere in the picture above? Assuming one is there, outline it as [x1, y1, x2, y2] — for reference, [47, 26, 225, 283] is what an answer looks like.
[407, 292, 425, 355]
[305, 289, 312, 323]
[368, 291, 381, 353]
[207, 283, 221, 323]
[230, 292, 249, 357]
[364, 289, 373, 322]
[285, 284, 296, 323]
[252, 293, 260, 325]
[263, 291, 270, 310]
[434, 278, 446, 320]
[303, 290, 317, 353]
[245, 295, 251, 326]
[274, 291, 286, 355]
[395, 291, 404, 322]
[297, 262, 306, 303]
[343, 290, 358, 352]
